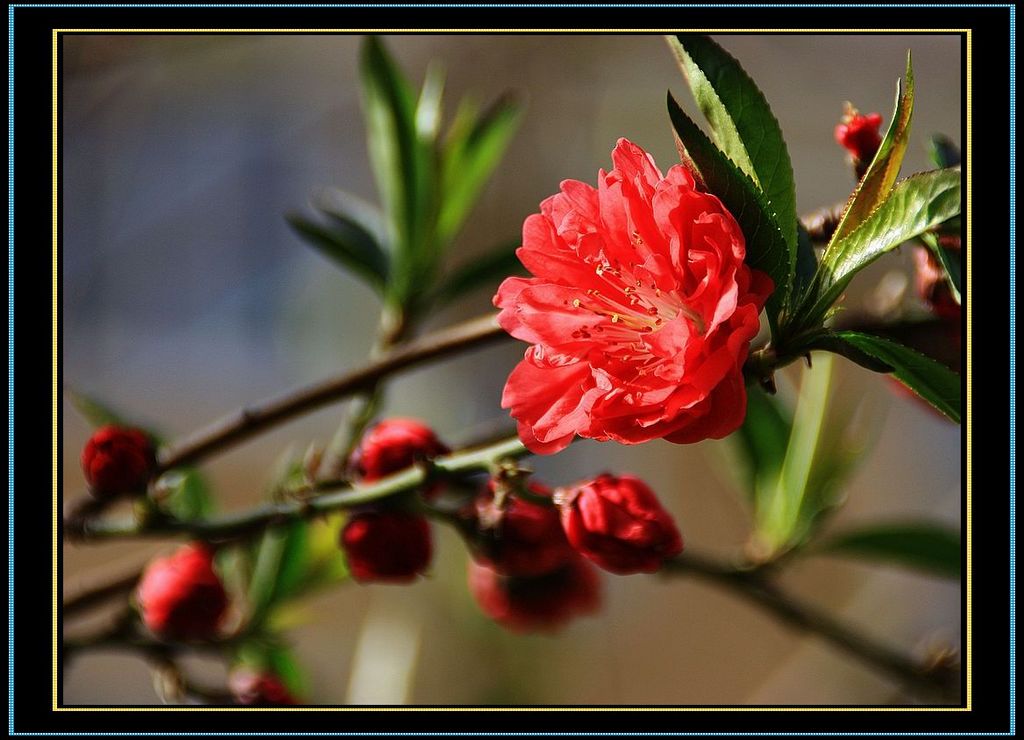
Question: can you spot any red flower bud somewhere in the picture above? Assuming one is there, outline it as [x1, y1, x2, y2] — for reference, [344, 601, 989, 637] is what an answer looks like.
[340, 510, 432, 583]
[913, 241, 962, 321]
[136, 543, 228, 640]
[557, 473, 683, 574]
[80, 425, 156, 498]
[467, 557, 601, 633]
[229, 668, 298, 706]
[467, 481, 575, 578]
[835, 107, 883, 165]
[350, 418, 450, 482]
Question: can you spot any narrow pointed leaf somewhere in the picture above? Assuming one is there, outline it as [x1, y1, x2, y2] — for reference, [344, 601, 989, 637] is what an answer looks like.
[438, 94, 522, 244]
[415, 61, 446, 141]
[668, 34, 797, 260]
[792, 222, 819, 305]
[433, 240, 524, 306]
[803, 167, 961, 325]
[927, 134, 961, 169]
[286, 213, 390, 291]
[817, 522, 961, 578]
[359, 36, 428, 261]
[158, 468, 215, 521]
[826, 330, 961, 423]
[755, 354, 834, 552]
[66, 388, 129, 428]
[667, 92, 789, 328]
[829, 54, 915, 246]
[919, 230, 962, 304]
[732, 388, 792, 505]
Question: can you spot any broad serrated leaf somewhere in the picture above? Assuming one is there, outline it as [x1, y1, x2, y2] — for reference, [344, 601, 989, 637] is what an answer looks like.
[158, 467, 215, 521]
[829, 54, 915, 246]
[438, 94, 522, 245]
[286, 213, 390, 291]
[668, 34, 798, 261]
[667, 92, 789, 330]
[919, 230, 962, 305]
[432, 240, 524, 306]
[732, 388, 792, 505]
[816, 521, 961, 578]
[827, 330, 961, 423]
[803, 167, 961, 325]
[793, 222, 819, 304]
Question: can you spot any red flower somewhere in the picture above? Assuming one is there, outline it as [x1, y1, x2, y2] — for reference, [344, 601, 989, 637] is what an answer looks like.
[466, 480, 575, 577]
[494, 138, 772, 454]
[80, 425, 156, 498]
[136, 543, 228, 640]
[340, 510, 432, 583]
[229, 668, 299, 706]
[557, 473, 683, 574]
[350, 418, 450, 485]
[467, 557, 601, 633]
[834, 108, 883, 164]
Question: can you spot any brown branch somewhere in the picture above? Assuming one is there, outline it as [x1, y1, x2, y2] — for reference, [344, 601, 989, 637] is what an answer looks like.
[157, 313, 506, 473]
[664, 554, 960, 703]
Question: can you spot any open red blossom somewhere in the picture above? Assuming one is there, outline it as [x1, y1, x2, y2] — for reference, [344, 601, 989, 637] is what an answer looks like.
[136, 543, 228, 640]
[494, 138, 773, 454]
[558, 473, 683, 574]
[80, 425, 156, 498]
[340, 510, 433, 583]
[467, 557, 601, 634]
[466, 480, 575, 577]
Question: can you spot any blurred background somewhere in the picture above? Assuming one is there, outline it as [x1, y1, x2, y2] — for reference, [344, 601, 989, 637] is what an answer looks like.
[61, 33, 962, 705]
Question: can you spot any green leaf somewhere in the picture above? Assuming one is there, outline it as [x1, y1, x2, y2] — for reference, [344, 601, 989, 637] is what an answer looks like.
[65, 388, 130, 428]
[158, 468, 215, 520]
[919, 230, 962, 305]
[793, 222, 819, 303]
[286, 213, 390, 291]
[802, 167, 962, 326]
[825, 331, 961, 423]
[264, 642, 309, 699]
[438, 94, 522, 245]
[246, 524, 293, 628]
[432, 240, 524, 306]
[359, 36, 431, 262]
[755, 353, 835, 552]
[829, 54, 915, 246]
[816, 522, 961, 578]
[415, 61, 446, 141]
[668, 34, 798, 261]
[927, 134, 961, 169]
[667, 92, 789, 330]
[732, 388, 792, 505]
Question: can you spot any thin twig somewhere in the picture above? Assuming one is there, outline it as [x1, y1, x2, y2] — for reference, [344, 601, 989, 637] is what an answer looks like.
[78, 435, 527, 542]
[157, 313, 505, 474]
[663, 555, 961, 703]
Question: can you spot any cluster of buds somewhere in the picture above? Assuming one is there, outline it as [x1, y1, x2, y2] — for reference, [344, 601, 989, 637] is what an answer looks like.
[339, 418, 450, 583]
[461, 469, 683, 632]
